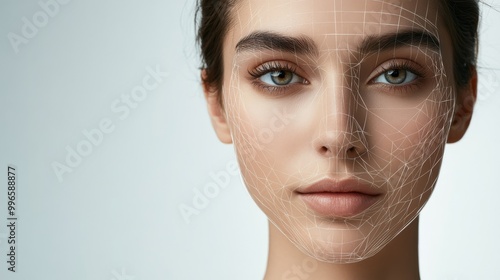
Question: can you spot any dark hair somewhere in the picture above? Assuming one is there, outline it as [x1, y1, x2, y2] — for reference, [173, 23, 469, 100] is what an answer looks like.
[439, 0, 480, 89]
[195, 0, 238, 107]
[196, 0, 480, 106]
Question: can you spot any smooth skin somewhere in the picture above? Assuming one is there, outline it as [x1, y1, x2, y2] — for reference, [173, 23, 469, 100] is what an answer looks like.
[203, 0, 476, 279]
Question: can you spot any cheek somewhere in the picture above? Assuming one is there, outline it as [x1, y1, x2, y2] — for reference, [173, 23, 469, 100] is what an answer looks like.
[222, 78, 299, 202]
[367, 88, 455, 191]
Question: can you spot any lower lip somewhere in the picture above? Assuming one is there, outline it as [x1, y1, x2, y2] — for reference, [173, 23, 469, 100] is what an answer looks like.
[298, 192, 380, 218]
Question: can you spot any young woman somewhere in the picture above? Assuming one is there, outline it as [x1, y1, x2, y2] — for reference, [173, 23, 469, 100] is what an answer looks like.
[196, 0, 479, 279]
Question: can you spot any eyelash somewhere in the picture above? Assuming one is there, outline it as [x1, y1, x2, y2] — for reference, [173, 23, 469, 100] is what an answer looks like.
[247, 60, 425, 96]
[248, 61, 307, 95]
[370, 60, 425, 95]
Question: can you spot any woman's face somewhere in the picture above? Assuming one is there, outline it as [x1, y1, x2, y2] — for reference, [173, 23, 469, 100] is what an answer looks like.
[209, 0, 470, 263]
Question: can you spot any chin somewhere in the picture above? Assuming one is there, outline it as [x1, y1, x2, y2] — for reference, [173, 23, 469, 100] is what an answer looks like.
[297, 236, 384, 264]
[268, 208, 420, 264]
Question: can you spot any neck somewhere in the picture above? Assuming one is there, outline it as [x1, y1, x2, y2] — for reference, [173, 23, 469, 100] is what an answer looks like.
[263, 218, 421, 280]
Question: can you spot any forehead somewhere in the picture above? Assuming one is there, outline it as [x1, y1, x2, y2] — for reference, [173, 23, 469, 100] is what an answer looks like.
[228, 0, 441, 51]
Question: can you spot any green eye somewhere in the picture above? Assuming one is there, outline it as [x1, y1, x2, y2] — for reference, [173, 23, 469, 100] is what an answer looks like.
[375, 69, 417, 85]
[269, 70, 294, 85]
[260, 70, 305, 86]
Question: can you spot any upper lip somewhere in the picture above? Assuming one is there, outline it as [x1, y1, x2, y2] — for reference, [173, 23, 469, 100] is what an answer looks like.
[295, 178, 382, 196]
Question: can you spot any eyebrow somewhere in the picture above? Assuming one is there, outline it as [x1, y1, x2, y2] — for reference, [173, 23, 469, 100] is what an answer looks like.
[359, 30, 440, 54]
[235, 31, 318, 55]
[235, 30, 440, 56]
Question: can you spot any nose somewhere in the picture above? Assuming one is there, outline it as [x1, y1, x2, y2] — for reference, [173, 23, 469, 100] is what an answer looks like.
[314, 125, 367, 159]
[313, 85, 368, 160]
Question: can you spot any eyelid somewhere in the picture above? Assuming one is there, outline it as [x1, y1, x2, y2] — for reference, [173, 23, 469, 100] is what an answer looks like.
[363, 59, 429, 96]
[247, 60, 310, 95]
[248, 60, 308, 80]
[367, 59, 425, 85]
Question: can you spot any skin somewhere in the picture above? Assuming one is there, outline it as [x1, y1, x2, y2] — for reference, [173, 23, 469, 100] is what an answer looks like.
[202, 0, 477, 279]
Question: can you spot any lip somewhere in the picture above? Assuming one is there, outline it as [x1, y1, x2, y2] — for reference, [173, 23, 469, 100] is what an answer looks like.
[296, 178, 382, 218]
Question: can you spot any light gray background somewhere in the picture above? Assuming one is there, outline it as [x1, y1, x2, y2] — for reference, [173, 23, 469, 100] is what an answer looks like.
[0, 1, 499, 279]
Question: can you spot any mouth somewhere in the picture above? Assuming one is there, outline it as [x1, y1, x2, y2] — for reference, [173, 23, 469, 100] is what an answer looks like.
[295, 178, 382, 218]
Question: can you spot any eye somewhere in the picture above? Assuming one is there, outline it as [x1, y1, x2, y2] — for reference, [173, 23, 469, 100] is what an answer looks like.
[260, 70, 305, 86]
[248, 61, 310, 95]
[374, 69, 418, 85]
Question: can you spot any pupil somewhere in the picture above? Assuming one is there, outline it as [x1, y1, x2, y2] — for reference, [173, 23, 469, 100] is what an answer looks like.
[389, 70, 399, 77]
[385, 69, 406, 84]
[271, 70, 292, 85]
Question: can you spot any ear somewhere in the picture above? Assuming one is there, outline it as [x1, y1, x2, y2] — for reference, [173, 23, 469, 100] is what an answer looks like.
[202, 69, 233, 144]
[447, 68, 477, 143]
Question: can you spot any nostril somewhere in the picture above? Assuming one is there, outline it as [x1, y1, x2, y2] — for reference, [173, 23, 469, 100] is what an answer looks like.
[320, 146, 329, 154]
[346, 146, 361, 159]
[319, 145, 359, 158]
[315, 131, 368, 159]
